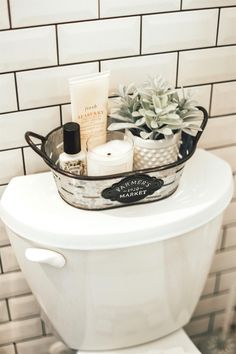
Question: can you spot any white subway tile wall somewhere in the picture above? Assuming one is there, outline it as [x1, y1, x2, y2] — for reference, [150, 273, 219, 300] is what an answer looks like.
[182, 0, 236, 9]
[211, 82, 236, 116]
[8, 295, 40, 320]
[17, 62, 98, 109]
[0, 1, 236, 352]
[0, 345, 15, 354]
[10, 0, 98, 27]
[58, 17, 140, 64]
[100, 0, 180, 17]
[0, 0, 9, 30]
[102, 53, 177, 94]
[0, 246, 19, 272]
[218, 7, 236, 45]
[0, 26, 57, 73]
[0, 74, 17, 113]
[142, 10, 218, 54]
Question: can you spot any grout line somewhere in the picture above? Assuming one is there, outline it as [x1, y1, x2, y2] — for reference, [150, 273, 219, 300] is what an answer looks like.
[175, 51, 179, 88]
[0, 5, 236, 32]
[208, 313, 216, 333]
[6, 0, 12, 28]
[207, 141, 236, 150]
[220, 226, 227, 250]
[0, 333, 47, 349]
[0, 254, 3, 273]
[215, 8, 221, 46]
[98, 0, 101, 19]
[214, 272, 221, 293]
[208, 84, 213, 117]
[139, 15, 142, 55]
[210, 266, 236, 277]
[13, 343, 18, 354]
[21, 148, 26, 175]
[5, 298, 12, 321]
[0, 103, 65, 116]
[1, 43, 236, 76]
[98, 60, 101, 72]
[55, 25, 60, 65]
[13, 72, 20, 111]
[180, 0, 183, 10]
[59, 105, 63, 126]
[41, 319, 47, 336]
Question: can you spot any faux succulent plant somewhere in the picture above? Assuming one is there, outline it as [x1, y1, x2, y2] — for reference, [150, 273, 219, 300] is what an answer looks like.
[108, 76, 202, 140]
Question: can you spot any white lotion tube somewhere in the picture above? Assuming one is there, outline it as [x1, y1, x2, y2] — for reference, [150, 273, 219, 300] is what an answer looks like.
[69, 71, 110, 151]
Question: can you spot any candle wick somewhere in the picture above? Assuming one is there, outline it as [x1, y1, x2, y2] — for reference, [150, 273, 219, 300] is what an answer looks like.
[107, 153, 111, 156]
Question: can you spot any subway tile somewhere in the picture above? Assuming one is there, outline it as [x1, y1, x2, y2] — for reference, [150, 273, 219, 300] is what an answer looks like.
[1, 247, 18, 274]
[0, 318, 42, 346]
[58, 17, 140, 64]
[211, 248, 236, 273]
[16, 336, 56, 354]
[178, 46, 236, 86]
[0, 26, 57, 73]
[182, 0, 236, 9]
[10, 0, 98, 27]
[223, 201, 236, 225]
[213, 310, 235, 331]
[211, 82, 236, 116]
[0, 300, 9, 323]
[8, 295, 40, 320]
[1, 246, 19, 273]
[102, 53, 177, 95]
[61, 104, 72, 124]
[185, 317, 209, 336]
[0, 107, 60, 150]
[0, 272, 30, 299]
[100, 0, 180, 17]
[0, 186, 6, 198]
[218, 8, 236, 45]
[0, 150, 24, 184]
[219, 270, 236, 292]
[0, 345, 15, 354]
[199, 116, 236, 149]
[211, 146, 236, 173]
[23, 147, 49, 175]
[202, 275, 216, 296]
[0, 0, 10, 30]
[193, 293, 229, 317]
[191, 335, 209, 349]
[142, 10, 218, 54]
[0, 74, 17, 114]
[17, 62, 98, 109]
[0, 217, 9, 247]
[183, 85, 211, 112]
[225, 226, 236, 248]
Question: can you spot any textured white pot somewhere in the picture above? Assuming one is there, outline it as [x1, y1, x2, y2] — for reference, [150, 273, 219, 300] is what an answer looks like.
[128, 130, 181, 170]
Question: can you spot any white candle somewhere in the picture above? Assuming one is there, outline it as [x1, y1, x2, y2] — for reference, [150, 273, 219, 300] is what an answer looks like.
[87, 139, 133, 176]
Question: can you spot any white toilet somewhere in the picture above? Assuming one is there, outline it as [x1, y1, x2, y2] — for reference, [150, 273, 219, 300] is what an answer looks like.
[0, 149, 233, 354]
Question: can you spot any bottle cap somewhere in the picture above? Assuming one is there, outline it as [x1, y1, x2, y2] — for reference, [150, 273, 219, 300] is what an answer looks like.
[63, 122, 81, 154]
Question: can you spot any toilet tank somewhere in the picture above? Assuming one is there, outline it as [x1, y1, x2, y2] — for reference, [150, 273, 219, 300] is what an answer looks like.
[0, 149, 233, 351]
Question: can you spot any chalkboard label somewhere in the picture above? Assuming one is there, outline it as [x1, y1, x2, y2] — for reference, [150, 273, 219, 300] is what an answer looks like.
[101, 174, 164, 203]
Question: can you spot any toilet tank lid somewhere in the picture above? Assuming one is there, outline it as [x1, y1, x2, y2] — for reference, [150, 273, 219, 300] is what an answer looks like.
[0, 149, 233, 250]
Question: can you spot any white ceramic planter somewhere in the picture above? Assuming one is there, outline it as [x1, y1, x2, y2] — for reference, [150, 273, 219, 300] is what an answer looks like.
[128, 130, 181, 170]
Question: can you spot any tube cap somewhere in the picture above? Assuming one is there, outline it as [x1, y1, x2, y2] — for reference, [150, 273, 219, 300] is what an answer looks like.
[63, 122, 81, 154]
